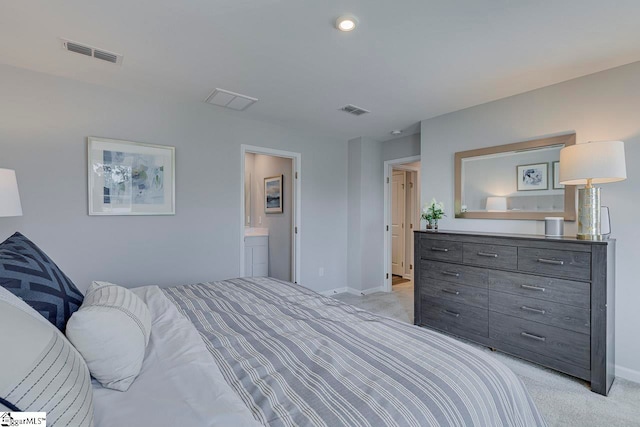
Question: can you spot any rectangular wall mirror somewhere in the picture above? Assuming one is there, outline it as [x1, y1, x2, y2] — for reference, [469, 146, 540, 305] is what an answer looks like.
[455, 133, 576, 220]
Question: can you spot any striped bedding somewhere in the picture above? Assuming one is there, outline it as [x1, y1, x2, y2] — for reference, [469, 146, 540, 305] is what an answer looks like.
[163, 277, 546, 427]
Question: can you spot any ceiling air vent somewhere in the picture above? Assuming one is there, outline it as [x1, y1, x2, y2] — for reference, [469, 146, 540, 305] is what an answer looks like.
[60, 38, 123, 65]
[93, 49, 119, 64]
[204, 88, 258, 111]
[66, 42, 92, 57]
[340, 104, 370, 116]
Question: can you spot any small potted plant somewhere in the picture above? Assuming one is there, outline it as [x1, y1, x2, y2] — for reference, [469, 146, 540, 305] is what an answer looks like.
[421, 198, 446, 230]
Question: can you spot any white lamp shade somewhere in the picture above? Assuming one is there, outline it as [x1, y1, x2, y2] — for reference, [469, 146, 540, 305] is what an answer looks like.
[0, 168, 23, 217]
[559, 140, 627, 185]
[486, 196, 507, 211]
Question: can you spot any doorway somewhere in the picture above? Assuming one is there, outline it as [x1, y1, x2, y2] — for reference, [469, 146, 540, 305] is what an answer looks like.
[391, 169, 406, 277]
[240, 145, 301, 284]
[384, 156, 421, 293]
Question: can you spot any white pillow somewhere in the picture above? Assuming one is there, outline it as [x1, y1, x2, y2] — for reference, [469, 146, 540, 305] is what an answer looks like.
[66, 281, 152, 392]
[0, 287, 94, 426]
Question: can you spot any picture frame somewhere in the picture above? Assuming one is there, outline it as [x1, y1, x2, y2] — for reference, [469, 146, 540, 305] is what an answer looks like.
[516, 162, 548, 191]
[264, 175, 283, 213]
[552, 161, 564, 189]
[88, 137, 175, 215]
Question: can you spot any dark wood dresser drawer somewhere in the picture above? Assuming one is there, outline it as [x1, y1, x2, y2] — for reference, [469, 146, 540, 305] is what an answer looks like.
[420, 297, 488, 338]
[489, 270, 590, 309]
[463, 243, 517, 270]
[489, 291, 590, 334]
[421, 259, 488, 288]
[420, 238, 463, 262]
[518, 247, 591, 281]
[489, 312, 590, 368]
[421, 280, 488, 309]
[414, 230, 615, 395]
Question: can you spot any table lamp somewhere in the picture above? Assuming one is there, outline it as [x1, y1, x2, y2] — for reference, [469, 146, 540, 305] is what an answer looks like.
[559, 141, 626, 240]
[486, 196, 507, 212]
[0, 168, 23, 217]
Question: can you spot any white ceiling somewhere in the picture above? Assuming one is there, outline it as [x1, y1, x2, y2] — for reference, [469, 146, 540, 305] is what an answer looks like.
[2, 0, 640, 141]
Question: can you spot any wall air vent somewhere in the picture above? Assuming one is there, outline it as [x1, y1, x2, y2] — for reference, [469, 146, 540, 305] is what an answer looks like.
[339, 104, 370, 116]
[60, 38, 123, 65]
[204, 88, 258, 111]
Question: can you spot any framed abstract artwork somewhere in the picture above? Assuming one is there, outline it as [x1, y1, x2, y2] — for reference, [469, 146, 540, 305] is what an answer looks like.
[264, 175, 283, 213]
[516, 163, 548, 191]
[88, 137, 175, 215]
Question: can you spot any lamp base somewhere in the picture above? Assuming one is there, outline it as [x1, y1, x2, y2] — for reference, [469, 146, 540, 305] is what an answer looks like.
[577, 234, 603, 241]
[577, 187, 601, 240]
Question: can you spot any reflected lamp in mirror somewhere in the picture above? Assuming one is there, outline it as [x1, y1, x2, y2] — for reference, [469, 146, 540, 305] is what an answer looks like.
[486, 196, 507, 212]
[559, 140, 626, 240]
[0, 168, 23, 217]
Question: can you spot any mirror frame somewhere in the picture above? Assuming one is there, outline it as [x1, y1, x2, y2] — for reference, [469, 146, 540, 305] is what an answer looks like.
[454, 133, 576, 221]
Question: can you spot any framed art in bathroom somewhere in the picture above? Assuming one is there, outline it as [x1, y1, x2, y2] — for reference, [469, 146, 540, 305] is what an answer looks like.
[264, 175, 283, 214]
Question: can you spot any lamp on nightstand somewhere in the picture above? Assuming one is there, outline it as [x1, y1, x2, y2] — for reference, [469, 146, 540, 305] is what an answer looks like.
[0, 168, 23, 217]
[559, 141, 626, 240]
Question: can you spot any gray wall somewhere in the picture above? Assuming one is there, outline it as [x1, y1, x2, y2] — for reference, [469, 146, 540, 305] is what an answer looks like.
[382, 133, 421, 161]
[420, 61, 640, 381]
[347, 137, 384, 291]
[0, 63, 348, 294]
[347, 135, 421, 291]
[247, 153, 292, 281]
[360, 138, 384, 289]
[347, 138, 362, 290]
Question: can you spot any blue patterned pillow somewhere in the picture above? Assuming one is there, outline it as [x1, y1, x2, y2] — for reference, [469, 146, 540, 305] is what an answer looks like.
[0, 232, 84, 331]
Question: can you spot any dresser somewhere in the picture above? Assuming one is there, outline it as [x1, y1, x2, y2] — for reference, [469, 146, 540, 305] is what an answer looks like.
[414, 230, 615, 396]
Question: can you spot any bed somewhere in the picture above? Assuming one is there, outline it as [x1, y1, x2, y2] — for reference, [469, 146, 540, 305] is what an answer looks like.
[92, 277, 546, 427]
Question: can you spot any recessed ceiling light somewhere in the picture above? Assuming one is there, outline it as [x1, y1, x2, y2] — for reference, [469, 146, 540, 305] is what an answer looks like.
[390, 130, 403, 136]
[336, 15, 358, 32]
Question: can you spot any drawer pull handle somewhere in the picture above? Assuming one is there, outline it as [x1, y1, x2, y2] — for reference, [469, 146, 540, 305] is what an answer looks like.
[442, 271, 460, 278]
[521, 332, 546, 342]
[442, 289, 460, 295]
[521, 305, 546, 315]
[521, 284, 546, 292]
[477, 251, 498, 258]
[431, 247, 449, 252]
[538, 258, 564, 266]
[442, 310, 460, 318]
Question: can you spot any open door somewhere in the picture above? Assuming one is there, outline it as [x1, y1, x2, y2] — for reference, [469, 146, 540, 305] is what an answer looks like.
[391, 170, 406, 276]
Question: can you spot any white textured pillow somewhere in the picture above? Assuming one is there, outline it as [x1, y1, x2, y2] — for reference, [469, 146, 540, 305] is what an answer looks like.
[0, 287, 94, 426]
[66, 281, 151, 392]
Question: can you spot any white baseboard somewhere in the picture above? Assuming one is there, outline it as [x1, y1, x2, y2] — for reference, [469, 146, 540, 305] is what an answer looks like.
[319, 286, 388, 297]
[360, 285, 386, 295]
[319, 287, 349, 296]
[616, 365, 640, 384]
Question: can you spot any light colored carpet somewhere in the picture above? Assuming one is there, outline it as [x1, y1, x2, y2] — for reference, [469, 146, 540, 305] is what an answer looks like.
[333, 282, 640, 427]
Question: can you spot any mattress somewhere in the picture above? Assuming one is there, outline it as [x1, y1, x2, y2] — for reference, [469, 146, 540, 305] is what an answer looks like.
[91, 285, 261, 427]
[164, 277, 547, 427]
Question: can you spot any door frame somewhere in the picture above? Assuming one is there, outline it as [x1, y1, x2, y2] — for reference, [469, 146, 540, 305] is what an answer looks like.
[383, 155, 421, 292]
[240, 144, 301, 284]
[404, 169, 419, 280]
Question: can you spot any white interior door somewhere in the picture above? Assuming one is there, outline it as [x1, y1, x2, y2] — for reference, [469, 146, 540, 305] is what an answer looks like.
[391, 170, 406, 276]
